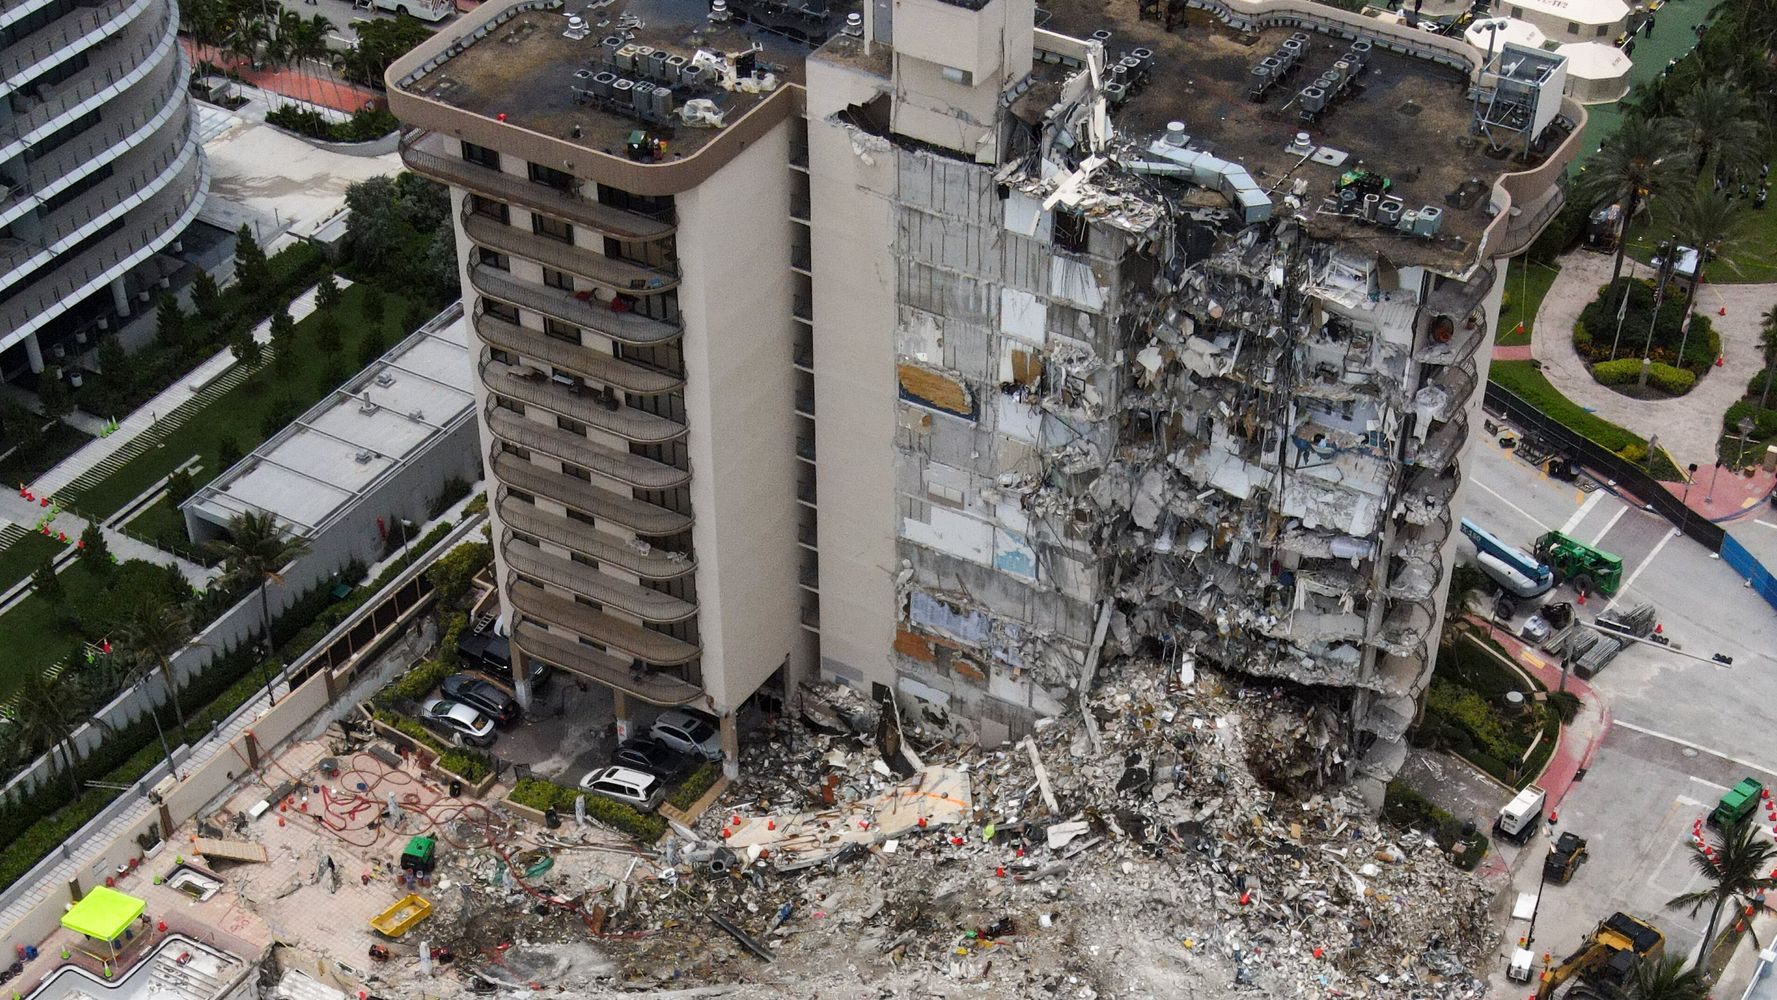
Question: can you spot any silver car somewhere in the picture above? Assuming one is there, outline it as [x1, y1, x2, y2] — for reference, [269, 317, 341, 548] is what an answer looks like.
[420, 698, 496, 747]
[649, 710, 721, 761]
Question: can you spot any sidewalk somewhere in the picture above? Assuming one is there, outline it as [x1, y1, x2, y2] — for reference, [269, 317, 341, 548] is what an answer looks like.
[1467, 618, 1611, 812]
[183, 40, 383, 115]
[1530, 250, 1777, 472]
[0, 491, 211, 613]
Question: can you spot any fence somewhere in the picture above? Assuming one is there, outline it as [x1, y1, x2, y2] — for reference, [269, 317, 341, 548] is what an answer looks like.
[1483, 383, 1726, 551]
[1721, 534, 1777, 613]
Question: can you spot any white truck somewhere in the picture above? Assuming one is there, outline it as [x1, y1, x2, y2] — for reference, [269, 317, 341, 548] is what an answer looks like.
[361, 0, 452, 23]
[1494, 784, 1546, 845]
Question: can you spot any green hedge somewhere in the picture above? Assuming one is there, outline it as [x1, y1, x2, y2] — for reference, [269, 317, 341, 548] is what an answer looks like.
[1489, 360, 1684, 481]
[379, 659, 452, 706]
[667, 763, 720, 811]
[372, 708, 491, 781]
[1382, 783, 1490, 871]
[265, 106, 399, 143]
[509, 777, 666, 843]
[1724, 400, 1777, 441]
[1590, 358, 1697, 394]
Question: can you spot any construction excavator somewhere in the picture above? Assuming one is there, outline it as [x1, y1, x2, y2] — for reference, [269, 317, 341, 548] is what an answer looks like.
[1532, 912, 1663, 999]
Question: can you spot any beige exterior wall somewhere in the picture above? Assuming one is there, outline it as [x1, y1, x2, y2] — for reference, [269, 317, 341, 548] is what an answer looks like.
[675, 118, 801, 713]
[803, 55, 900, 694]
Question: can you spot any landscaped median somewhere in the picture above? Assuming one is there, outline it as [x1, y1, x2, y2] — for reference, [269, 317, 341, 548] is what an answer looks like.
[503, 778, 667, 844]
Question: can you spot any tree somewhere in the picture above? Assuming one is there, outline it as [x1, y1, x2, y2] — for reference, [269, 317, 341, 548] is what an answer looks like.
[361, 283, 386, 325]
[420, 227, 458, 302]
[340, 15, 433, 87]
[1624, 954, 1711, 1000]
[191, 270, 221, 321]
[315, 272, 342, 313]
[233, 224, 270, 295]
[165, 467, 197, 507]
[358, 325, 388, 367]
[269, 308, 297, 380]
[77, 522, 111, 575]
[11, 668, 87, 797]
[217, 435, 243, 470]
[230, 328, 263, 368]
[427, 541, 492, 608]
[36, 368, 71, 420]
[316, 356, 349, 396]
[1667, 814, 1776, 967]
[115, 595, 193, 730]
[1760, 305, 1777, 409]
[1575, 117, 1687, 313]
[343, 176, 402, 269]
[315, 310, 342, 354]
[1, 400, 44, 452]
[156, 294, 188, 352]
[207, 510, 311, 669]
[1665, 191, 1748, 363]
[32, 557, 62, 602]
[1672, 80, 1764, 181]
[393, 171, 450, 232]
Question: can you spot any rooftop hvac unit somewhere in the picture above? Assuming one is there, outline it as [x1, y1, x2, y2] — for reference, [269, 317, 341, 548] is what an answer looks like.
[1363, 192, 1379, 220]
[1299, 86, 1326, 113]
[1332, 59, 1352, 85]
[1249, 64, 1273, 98]
[615, 43, 639, 69]
[1344, 46, 1367, 72]
[1414, 205, 1444, 236]
[679, 65, 705, 88]
[647, 49, 670, 80]
[407, 409, 426, 423]
[1349, 39, 1373, 57]
[1399, 208, 1419, 233]
[665, 53, 687, 76]
[651, 86, 674, 118]
[1316, 71, 1338, 92]
[632, 45, 655, 64]
[374, 372, 395, 387]
[1275, 45, 1298, 70]
[1377, 198, 1403, 226]
[1290, 31, 1309, 43]
[563, 15, 588, 38]
[612, 77, 635, 103]
[1281, 38, 1305, 60]
[592, 70, 616, 96]
[1103, 82, 1127, 105]
[1109, 62, 1127, 86]
[601, 35, 622, 60]
[1164, 121, 1188, 146]
[1130, 46, 1153, 72]
[354, 450, 375, 464]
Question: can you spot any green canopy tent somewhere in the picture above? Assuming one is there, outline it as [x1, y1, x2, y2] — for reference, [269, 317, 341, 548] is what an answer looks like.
[61, 886, 146, 963]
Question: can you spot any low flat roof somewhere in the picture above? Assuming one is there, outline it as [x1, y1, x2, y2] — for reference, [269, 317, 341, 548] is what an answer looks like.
[182, 306, 474, 538]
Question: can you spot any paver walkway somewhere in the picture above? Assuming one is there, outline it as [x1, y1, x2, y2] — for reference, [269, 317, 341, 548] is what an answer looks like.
[183, 40, 383, 115]
[1530, 249, 1777, 471]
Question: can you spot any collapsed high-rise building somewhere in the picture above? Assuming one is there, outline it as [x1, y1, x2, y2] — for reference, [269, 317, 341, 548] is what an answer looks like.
[389, 0, 1581, 795]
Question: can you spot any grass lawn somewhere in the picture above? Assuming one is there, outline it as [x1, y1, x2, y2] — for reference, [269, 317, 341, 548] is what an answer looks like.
[1495, 258, 1562, 347]
[1489, 359, 1683, 480]
[0, 559, 180, 695]
[0, 532, 68, 593]
[122, 494, 217, 565]
[1623, 179, 1777, 284]
[0, 422, 93, 489]
[64, 283, 415, 519]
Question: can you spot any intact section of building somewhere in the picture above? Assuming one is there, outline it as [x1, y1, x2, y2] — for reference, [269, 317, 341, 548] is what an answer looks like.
[0, 0, 207, 379]
[389, 0, 811, 773]
[391, 0, 1580, 795]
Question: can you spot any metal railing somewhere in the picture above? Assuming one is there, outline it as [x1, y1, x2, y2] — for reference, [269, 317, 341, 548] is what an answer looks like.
[0, 0, 176, 153]
[0, 0, 146, 91]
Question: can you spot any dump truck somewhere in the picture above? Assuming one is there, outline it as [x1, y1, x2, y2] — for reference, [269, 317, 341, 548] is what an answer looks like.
[1709, 777, 1764, 830]
[1543, 832, 1588, 885]
[1534, 531, 1624, 597]
[1534, 912, 1662, 999]
[1495, 784, 1546, 845]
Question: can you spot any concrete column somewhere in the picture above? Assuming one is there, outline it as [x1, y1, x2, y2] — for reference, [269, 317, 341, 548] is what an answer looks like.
[510, 649, 532, 709]
[23, 331, 43, 373]
[612, 691, 632, 743]
[110, 277, 130, 318]
[719, 712, 739, 780]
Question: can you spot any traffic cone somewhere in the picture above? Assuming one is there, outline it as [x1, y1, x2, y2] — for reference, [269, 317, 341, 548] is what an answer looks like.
[1716, 355, 1725, 367]
[1513, 322, 1525, 335]
[1577, 591, 1586, 605]
[1720, 306, 1727, 316]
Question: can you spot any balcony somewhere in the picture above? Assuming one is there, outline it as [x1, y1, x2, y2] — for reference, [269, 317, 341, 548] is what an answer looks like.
[0, 0, 178, 159]
[1399, 464, 1460, 526]
[512, 622, 703, 706]
[473, 312, 681, 395]
[1421, 358, 1478, 424]
[510, 580, 700, 665]
[795, 436, 816, 463]
[791, 243, 811, 273]
[0, 0, 150, 96]
[798, 564, 819, 592]
[797, 524, 818, 550]
[1375, 597, 1436, 659]
[481, 358, 686, 444]
[793, 296, 812, 323]
[1408, 412, 1467, 470]
[497, 496, 695, 580]
[486, 407, 689, 490]
[506, 540, 696, 623]
[493, 453, 691, 536]
[469, 264, 681, 346]
[461, 209, 678, 295]
[794, 391, 815, 418]
[400, 131, 675, 241]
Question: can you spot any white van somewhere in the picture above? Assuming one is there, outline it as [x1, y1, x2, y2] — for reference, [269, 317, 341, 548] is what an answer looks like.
[365, 0, 452, 23]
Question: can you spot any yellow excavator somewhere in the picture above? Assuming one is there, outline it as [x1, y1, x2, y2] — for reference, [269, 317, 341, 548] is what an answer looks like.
[1534, 913, 1664, 1000]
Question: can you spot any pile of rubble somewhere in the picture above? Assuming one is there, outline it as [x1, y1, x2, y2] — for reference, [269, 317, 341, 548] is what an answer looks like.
[344, 668, 1494, 999]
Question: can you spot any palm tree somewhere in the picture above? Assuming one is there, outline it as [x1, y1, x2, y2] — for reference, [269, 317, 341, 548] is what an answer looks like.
[1711, 0, 1777, 62]
[1575, 117, 1687, 314]
[1758, 305, 1777, 409]
[114, 596, 194, 731]
[1664, 191, 1748, 364]
[1624, 954, 1711, 1000]
[299, 15, 339, 109]
[11, 669, 87, 798]
[207, 510, 310, 676]
[1671, 81, 1765, 182]
[1666, 815, 1776, 968]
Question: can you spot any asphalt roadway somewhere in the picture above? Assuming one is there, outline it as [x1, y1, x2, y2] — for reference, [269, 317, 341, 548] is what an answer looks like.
[1461, 433, 1777, 994]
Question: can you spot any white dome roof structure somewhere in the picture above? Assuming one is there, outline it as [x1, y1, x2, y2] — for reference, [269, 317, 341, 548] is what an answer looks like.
[1555, 41, 1633, 102]
[1464, 17, 1548, 53]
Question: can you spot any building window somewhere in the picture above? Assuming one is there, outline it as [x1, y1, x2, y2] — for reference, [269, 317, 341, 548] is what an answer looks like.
[529, 162, 577, 192]
[628, 289, 679, 324]
[533, 214, 573, 244]
[462, 141, 500, 169]
[484, 299, 519, 323]
[1595, 23, 1608, 35]
[477, 247, 510, 271]
[470, 195, 509, 223]
[543, 267, 574, 291]
[557, 415, 588, 435]
[596, 184, 674, 219]
[1567, 20, 1579, 32]
[543, 318, 580, 342]
[1053, 210, 1089, 254]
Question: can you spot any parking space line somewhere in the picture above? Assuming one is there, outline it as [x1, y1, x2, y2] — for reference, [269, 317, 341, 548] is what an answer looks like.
[1755, 519, 1777, 531]
[1474, 480, 1549, 532]
[1686, 775, 1730, 792]
[1562, 490, 1605, 535]
[1615, 720, 1777, 779]
[1588, 506, 1627, 547]
[1602, 527, 1677, 612]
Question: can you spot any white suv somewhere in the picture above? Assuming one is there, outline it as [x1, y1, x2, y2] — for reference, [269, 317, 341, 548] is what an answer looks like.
[578, 766, 664, 810]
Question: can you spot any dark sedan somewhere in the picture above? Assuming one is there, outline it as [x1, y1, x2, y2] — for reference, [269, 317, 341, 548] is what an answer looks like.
[440, 673, 519, 726]
[611, 737, 691, 782]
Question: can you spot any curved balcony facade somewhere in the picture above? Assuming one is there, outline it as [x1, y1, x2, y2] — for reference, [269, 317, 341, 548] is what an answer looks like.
[485, 405, 689, 490]
[509, 579, 700, 665]
[491, 451, 690, 536]
[480, 357, 686, 445]
[510, 622, 702, 706]
[469, 264, 682, 346]
[506, 539, 696, 623]
[460, 205, 679, 295]
[497, 496, 695, 580]
[473, 313, 682, 395]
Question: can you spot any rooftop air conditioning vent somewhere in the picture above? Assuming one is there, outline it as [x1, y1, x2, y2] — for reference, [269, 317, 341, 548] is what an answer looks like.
[563, 15, 588, 38]
[359, 397, 378, 414]
[408, 409, 426, 423]
[374, 372, 395, 387]
[354, 450, 375, 464]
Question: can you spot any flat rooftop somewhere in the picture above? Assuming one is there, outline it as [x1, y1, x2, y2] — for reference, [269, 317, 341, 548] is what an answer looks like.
[183, 307, 474, 538]
[1041, 0, 1569, 269]
[398, 0, 857, 161]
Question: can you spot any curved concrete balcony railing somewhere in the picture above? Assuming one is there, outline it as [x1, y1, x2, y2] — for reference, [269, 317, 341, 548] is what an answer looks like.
[0, 66, 187, 231]
[506, 539, 696, 624]
[486, 406, 689, 490]
[1399, 462, 1459, 525]
[1355, 691, 1418, 743]
[1480, 97, 1589, 262]
[460, 206, 678, 295]
[1423, 357, 1478, 424]
[0, 0, 178, 160]
[509, 580, 700, 666]
[0, 124, 197, 292]
[510, 621, 702, 706]
[473, 312, 681, 395]
[401, 130, 675, 240]
[480, 357, 686, 445]
[496, 495, 695, 580]
[468, 265, 681, 346]
[1385, 542, 1442, 602]
[1375, 597, 1436, 658]
[491, 451, 690, 536]
[1408, 411, 1467, 471]
[0, 0, 152, 97]
[0, 147, 204, 350]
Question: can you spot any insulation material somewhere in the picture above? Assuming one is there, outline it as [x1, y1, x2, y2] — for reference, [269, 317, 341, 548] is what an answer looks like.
[897, 309, 945, 363]
[1000, 288, 1048, 345]
[908, 590, 992, 645]
[898, 362, 977, 419]
[902, 505, 992, 564]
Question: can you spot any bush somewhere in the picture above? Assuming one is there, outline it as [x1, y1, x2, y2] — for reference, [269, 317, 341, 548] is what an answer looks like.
[427, 541, 492, 609]
[1575, 277, 1717, 373]
[508, 778, 667, 842]
[439, 613, 468, 668]
[438, 748, 490, 782]
[374, 708, 449, 754]
[164, 467, 196, 507]
[265, 105, 400, 143]
[1647, 363, 1697, 395]
[379, 658, 453, 706]
[1590, 357, 1641, 385]
[667, 763, 720, 811]
[1724, 400, 1777, 441]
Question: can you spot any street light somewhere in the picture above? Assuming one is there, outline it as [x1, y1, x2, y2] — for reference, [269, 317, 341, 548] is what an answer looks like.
[1736, 415, 1757, 470]
[1680, 462, 1700, 534]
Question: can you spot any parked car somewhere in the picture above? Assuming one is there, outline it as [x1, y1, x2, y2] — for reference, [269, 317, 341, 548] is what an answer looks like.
[441, 673, 519, 726]
[612, 737, 691, 781]
[420, 698, 496, 747]
[649, 710, 721, 761]
[578, 766, 664, 810]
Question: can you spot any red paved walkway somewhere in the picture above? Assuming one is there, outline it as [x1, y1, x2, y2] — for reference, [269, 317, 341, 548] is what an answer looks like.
[1492, 344, 1534, 361]
[1466, 617, 1611, 813]
[183, 39, 385, 115]
[1659, 465, 1775, 523]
